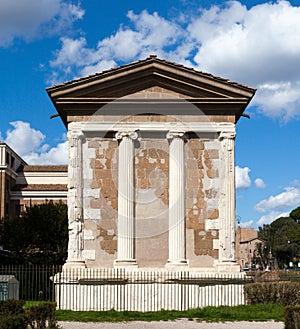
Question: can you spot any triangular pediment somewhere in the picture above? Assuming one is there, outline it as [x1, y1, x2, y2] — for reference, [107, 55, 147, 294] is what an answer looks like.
[47, 56, 256, 125]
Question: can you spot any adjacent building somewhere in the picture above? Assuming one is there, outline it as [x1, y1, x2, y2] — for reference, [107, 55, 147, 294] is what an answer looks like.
[0, 143, 67, 219]
[236, 226, 263, 269]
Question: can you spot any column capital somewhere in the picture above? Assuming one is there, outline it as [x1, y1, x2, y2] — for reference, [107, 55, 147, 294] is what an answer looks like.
[115, 130, 139, 141]
[68, 130, 85, 139]
[68, 131, 85, 147]
[166, 131, 186, 140]
[219, 131, 236, 141]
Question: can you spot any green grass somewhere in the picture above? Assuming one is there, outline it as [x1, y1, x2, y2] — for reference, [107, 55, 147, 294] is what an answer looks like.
[24, 301, 44, 309]
[56, 303, 285, 323]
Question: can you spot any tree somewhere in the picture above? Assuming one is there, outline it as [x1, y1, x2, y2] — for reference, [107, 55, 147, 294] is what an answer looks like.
[290, 206, 300, 223]
[0, 201, 68, 265]
[257, 206, 300, 268]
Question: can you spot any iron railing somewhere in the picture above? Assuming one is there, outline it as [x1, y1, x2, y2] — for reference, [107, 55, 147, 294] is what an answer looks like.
[0, 265, 62, 301]
[0, 265, 256, 310]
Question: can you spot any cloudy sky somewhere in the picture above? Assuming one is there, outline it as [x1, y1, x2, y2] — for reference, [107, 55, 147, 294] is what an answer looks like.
[0, 0, 300, 228]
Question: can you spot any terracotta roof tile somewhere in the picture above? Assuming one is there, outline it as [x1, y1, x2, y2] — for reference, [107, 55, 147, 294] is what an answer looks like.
[13, 184, 67, 191]
[239, 228, 259, 243]
[22, 165, 67, 172]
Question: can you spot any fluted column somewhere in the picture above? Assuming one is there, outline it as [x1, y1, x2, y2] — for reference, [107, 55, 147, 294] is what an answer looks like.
[64, 130, 86, 268]
[166, 131, 188, 267]
[218, 131, 237, 267]
[114, 131, 138, 268]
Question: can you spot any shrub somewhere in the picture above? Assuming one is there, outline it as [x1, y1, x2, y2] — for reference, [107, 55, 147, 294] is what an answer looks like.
[0, 299, 25, 315]
[245, 282, 300, 306]
[0, 300, 26, 329]
[0, 315, 27, 329]
[285, 306, 300, 329]
[0, 300, 59, 329]
[26, 302, 59, 329]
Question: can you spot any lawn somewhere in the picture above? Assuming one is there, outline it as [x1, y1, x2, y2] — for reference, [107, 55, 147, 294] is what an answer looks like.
[55, 303, 284, 323]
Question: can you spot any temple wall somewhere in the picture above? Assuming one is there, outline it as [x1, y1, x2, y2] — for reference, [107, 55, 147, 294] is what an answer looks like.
[80, 126, 223, 268]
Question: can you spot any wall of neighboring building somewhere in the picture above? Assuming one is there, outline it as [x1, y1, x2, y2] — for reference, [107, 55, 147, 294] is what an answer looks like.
[236, 227, 262, 269]
[11, 165, 68, 213]
[0, 143, 27, 218]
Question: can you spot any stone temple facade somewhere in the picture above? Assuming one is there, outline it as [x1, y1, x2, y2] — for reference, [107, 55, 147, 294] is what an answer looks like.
[47, 56, 256, 273]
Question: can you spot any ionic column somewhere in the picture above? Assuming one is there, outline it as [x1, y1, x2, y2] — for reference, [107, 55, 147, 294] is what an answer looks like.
[218, 131, 237, 267]
[166, 131, 188, 267]
[64, 130, 86, 268]
[114, 131, 138, 268]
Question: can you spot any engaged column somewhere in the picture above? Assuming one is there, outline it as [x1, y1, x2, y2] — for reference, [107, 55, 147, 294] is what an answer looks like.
[166, 131, 188, 267]
[114, 131, 138, 268]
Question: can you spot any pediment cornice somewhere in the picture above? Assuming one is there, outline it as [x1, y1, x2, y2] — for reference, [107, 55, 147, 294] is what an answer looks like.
[47, 56, 256, 126]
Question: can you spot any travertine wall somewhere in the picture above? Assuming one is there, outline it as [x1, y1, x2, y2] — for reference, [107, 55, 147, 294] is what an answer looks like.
[82, 138, 118, 267]
[186, 137, 222, 267]
[81, 128, 223, 268]
[135, 138, 169, 267]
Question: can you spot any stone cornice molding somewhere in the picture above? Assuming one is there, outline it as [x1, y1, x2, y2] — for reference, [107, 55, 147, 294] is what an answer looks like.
[75, 121, 235, 134]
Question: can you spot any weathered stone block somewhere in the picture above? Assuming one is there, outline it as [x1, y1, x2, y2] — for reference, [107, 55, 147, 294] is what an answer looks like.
[205, 219, 220, 230]
[207, 149, 219, 159]
[207, 169, 219, 178]
[207, 209, 219, 219]
[205, 189, 218, 199]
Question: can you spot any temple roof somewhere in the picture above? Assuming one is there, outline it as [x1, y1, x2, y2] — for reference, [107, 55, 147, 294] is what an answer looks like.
[47, 55, 256, 126]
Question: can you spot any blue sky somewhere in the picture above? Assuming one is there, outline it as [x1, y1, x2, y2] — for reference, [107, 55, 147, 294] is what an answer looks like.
[0, 0, 300, 228]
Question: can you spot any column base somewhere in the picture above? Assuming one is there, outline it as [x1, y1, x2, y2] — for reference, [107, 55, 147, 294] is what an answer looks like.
[215, 261, 241, 273]
[63, 259, 86, 269]
[114, 259, 138, 268]
[165, 259, 189, 269]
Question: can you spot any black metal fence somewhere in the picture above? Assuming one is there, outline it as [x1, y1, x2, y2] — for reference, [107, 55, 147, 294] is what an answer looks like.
[0, 265, 62, 301]
[2, 265, 300, 310]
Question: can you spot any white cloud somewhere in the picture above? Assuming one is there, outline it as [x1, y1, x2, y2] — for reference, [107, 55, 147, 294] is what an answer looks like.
[49, 2, 300, 120]
[255, 178, 266, 189]
[255, 187, 300, 213]
[49, 10, 187, 83]
[235, 166, 251, 189]
[239, 220, 254, 228]
[2, 121, 67, 165]
[0, 0, 84, 47]
[188, 1, 300, 121]
[257, 211, 290, 226]
[23, 141, 68, 165]
[5, 121, 46, 156]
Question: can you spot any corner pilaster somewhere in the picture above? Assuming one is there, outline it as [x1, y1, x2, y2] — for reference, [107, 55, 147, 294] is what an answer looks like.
[217, 131, 239, 272]
[64, 130, 86, 268]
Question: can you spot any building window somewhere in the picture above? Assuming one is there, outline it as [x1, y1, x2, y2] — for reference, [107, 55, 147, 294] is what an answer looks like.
[11, 156, 15, 169]
[6, 179, 9, 191]
[6, 152, 9, 165]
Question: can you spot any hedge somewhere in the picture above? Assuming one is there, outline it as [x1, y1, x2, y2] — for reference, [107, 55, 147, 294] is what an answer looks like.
[285, 306, 300, 329]
[0, 300, 59, 329]
[245, 282, 300, 306]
